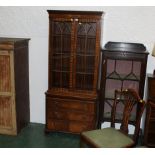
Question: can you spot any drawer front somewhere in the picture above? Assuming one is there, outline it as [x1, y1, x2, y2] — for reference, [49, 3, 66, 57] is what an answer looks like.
[46, 97, 96, 133]
[46, 97, 95, 114]
[48, 110, 95, 122]
[47, 119, 95, 133]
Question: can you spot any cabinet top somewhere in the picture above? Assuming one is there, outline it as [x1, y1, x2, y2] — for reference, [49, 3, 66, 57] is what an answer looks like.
[47, 10, 103, 16]
[0, 37, 30, 43]
[0, 38, 30, 50]
[102, 41, 149, 54]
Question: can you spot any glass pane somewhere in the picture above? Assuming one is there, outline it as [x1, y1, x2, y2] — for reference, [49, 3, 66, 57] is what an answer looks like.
[53, 36, 61, 52]
[76, 73, 94, 90]
[52, 54, 61, 70]
[62, 73, 69, 88]
[104, 100, 127, 121]
[52, 71, 61, 87]
[87, 38, 96, 54]
[85, 56, 95, 73]
[106, 59, 141, 80]
[105, 79, 122, 99]
[104, 99, 137, 121]
[76, 55, 85, 73]
[50, 21, 72, 89]
[76, 55, 95, 74]
[104, 100, 113, 119]
[62, 36, 71, 53]
[123, 80, 139, 92]
[77, 37, 85, 54]
[61, 55, 70, 71]
[84, 74, 94, 90]
[76, 74, 84, 90]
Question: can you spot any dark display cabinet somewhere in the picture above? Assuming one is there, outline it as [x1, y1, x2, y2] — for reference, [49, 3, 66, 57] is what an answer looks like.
[45, 10, 103, 133]
[144, 74, 155, 147]
[98, 42, 148, 128]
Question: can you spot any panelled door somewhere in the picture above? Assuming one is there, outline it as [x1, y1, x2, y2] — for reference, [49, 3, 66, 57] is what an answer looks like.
[0, 50, 16, 135]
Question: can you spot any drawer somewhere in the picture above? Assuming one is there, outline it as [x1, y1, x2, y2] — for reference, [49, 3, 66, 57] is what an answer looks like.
[47, 109, 95, 122]
[46, 119, 95, 133]
[46, 97, 95, 114]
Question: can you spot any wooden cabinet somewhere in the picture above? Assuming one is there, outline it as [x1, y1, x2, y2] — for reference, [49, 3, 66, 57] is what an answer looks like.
[45, 10, 103, 133]
[0, 38, 30, 135]
[98, 42, 148, 128]
[144, 74, 155, 147]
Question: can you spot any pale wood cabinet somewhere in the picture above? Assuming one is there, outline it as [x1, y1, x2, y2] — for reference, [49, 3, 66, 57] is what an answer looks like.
[45, 10, 103, 133]
[0, 38, 30, 135]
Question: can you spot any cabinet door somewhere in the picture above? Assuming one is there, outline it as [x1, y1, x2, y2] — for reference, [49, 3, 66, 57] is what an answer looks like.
[0, 51, 16, 135]
[102, 58, 141, 122]
[73, 19, 100, 91]
[49, 19, 74, 89]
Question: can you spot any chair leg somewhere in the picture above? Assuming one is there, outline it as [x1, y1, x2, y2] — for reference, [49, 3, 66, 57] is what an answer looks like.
[80, 139, 85, 148]
[139, 128, 143, 146]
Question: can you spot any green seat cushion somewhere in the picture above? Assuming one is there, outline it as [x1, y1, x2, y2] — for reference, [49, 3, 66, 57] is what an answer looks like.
[81, 128, 134, 148]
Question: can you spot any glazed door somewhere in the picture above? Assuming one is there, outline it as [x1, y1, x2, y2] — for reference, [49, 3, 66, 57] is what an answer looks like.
[73, 19, 100, 92]
[103, 58, 142, 122]
[0, 50, 16, 135]
[49, 18, 74, 90]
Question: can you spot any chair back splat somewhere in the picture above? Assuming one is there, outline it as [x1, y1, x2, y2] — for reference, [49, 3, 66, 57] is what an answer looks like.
[111, 89, 146, 144]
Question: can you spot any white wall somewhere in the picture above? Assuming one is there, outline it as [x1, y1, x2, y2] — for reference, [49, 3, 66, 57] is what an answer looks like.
[0, 6, 155, 124]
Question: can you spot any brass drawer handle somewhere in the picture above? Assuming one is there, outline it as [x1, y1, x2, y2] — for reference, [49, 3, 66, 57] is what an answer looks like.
[75, 18, 78, 22]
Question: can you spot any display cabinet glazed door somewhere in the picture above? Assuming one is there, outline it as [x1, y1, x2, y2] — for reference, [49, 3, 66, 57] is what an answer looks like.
[49, 17, 100, 93]
[0, 51, 17, 135]
[74, 19, 99, 92]
[49, 19, 73, 90]
[103, 59, 141, 122]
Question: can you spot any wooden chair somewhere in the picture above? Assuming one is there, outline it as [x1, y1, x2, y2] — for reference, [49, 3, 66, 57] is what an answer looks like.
[80, 89, 146, 148]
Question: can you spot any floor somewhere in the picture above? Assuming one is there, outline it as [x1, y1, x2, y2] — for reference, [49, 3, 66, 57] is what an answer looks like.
[0, 123, 80, 148]
[0, 123, 146, 148]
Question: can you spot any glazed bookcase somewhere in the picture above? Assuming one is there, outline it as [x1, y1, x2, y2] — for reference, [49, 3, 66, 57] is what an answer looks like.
[45, 10, 103, 133]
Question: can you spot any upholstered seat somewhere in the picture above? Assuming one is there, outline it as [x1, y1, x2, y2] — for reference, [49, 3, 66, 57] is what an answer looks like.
[80, 89, 146, 148]
[81, 128, 134, 148]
